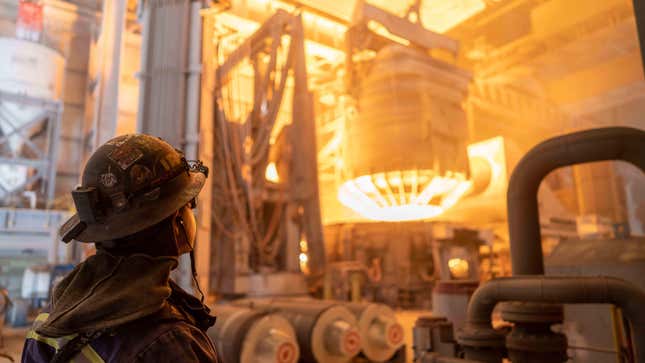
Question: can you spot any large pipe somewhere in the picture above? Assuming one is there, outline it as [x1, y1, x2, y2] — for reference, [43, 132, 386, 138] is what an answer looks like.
[208, 304, 300, 363]
[233, 299, 362, 363]
[461, 276, 645, 362]
[345, 302, 404, 362]
[507, 127, 645, 275]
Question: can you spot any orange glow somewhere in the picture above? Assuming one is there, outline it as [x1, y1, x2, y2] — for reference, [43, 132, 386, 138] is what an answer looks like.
[466, 136, 507, 194]
[265, 162, 280, 183]
[299, 237, 309, 274]
[448, 257, 470, 279]
[338, 170, 473, 221]
[299, 238, 308, 252]
[418, 0, 486, 33]
[208, 2, 346, 64]
[364, 0, 486, 33]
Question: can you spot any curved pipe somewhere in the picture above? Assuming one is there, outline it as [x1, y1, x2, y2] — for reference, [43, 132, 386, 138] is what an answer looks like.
[507, 127, 645, 275]
[465, 276, 645, 362]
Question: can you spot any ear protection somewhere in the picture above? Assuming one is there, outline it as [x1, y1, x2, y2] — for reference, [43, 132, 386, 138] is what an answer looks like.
[173, 200, 206, 302]
[174, 202, 197, 254]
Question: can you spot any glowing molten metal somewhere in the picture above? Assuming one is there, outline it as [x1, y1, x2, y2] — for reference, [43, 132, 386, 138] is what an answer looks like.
[338, 170, 473, 221]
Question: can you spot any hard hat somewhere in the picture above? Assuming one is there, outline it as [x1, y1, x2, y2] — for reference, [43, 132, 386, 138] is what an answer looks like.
[59, 134, 208, 243]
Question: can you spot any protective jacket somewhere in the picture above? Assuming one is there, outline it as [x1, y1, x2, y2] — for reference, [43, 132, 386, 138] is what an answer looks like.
[21, 251, 218, 363]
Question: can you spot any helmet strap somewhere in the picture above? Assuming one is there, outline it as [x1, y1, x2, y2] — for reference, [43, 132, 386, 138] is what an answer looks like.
[189, 249, 205, 303]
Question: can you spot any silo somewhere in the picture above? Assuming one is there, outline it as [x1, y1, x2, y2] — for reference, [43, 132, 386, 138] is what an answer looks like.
[0, 37, 64, 204]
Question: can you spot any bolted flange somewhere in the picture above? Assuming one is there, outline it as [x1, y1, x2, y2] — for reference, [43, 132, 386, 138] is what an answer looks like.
[501, 302, 568, 363]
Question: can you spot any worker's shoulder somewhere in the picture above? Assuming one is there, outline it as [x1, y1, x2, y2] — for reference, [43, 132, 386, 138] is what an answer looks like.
[131, 320, 218, 363]
[91, 305, 216, 363]
[20, 310, 190, 363]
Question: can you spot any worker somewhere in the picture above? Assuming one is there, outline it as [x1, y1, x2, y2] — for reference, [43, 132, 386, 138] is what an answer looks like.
[21, 134, 218, 363]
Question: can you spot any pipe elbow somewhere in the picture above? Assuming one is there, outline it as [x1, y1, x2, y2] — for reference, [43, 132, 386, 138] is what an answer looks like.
[507, 127, 645, 275]
[602, 276, 645, 325]
[466, 277, 514, 325]
[466, 276, 645, 325]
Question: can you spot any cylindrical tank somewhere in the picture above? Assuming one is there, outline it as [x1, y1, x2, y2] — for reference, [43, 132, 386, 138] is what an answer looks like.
[339, 45, 473, 221]
[234, 299, 362, 363]
[0, 38, 64, 99]
[0, 37, 64, 196]
[346, 302, 405, 362]
[208, 304, 300, 363]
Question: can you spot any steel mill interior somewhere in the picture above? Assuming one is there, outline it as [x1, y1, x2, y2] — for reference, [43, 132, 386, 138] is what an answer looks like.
[0, 0, 644, 362]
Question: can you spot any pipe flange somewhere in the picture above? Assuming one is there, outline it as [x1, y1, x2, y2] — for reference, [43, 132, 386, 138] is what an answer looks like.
[506, 330, 567, 353]
[500, 302, 563, 324]
[506, 328, 568, 363]
[457, 324, 506, 348]
[356, 303, 404, 362]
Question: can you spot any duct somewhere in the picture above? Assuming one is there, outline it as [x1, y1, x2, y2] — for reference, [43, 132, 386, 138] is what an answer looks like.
[460, 276, 645, 362]
[507, 126, 645, 275]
